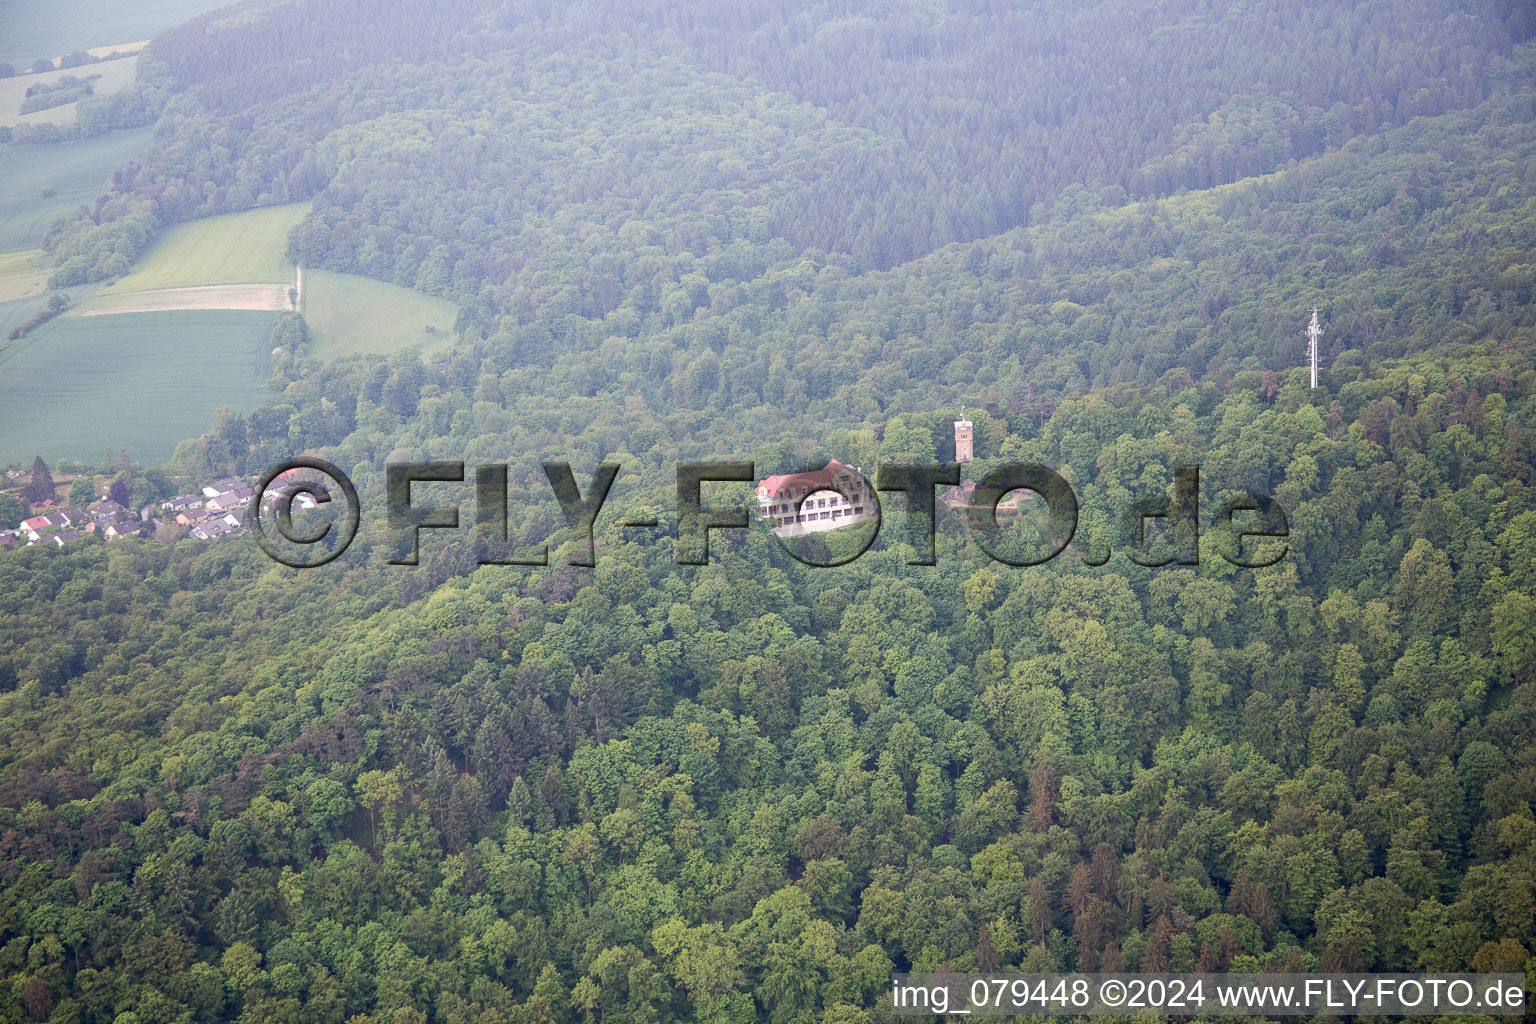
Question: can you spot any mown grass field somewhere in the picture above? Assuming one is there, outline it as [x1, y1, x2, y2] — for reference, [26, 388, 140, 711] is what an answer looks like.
[0, 0, 228, 67]
[0, 309, 275, 465]
[101, 202, 310, 292]
[0, 125, 153, 251]
[303, 268, 459, 359]
[76, 282, 290, 316]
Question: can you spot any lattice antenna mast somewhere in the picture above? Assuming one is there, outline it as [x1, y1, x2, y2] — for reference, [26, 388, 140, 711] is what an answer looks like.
[1307, 308, 1324, 389]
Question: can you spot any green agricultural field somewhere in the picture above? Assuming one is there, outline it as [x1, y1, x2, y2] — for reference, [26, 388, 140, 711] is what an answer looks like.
[0, 125, 153, 251]
[0, 0, 229, 67]
[0, 309, 275, 465]
[303, 268, 458, 360]
[0, 281, 103, 341]
[72, 211, 454, 364]
[0, 249, 49, 302]
[101, 202, 310, 292]
[0, 54, 139, 128]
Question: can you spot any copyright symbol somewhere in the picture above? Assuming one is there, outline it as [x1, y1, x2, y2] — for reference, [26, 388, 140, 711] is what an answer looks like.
[250, 457, 360, 568]
[1100, 980, 1126, 1007]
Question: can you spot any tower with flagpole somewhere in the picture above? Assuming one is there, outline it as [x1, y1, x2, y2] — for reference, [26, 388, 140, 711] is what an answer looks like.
[955, 405, 973, 462]
[1307, 308, 1324, 389]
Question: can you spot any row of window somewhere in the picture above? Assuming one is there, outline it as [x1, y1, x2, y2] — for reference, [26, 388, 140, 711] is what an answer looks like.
[763, 489, 866, 515]
[775, 506, 867, 526]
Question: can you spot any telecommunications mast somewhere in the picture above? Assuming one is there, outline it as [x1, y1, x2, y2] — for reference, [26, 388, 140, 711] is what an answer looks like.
[1306, 308, 1324, 389]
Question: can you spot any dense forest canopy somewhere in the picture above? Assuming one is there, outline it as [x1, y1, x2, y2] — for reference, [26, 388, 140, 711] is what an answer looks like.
[3, 1, 1536, 1022]
[43, 0, 1536, 284]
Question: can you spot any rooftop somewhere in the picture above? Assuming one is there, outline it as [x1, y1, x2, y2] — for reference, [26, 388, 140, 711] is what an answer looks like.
[756, 459, 866, 500]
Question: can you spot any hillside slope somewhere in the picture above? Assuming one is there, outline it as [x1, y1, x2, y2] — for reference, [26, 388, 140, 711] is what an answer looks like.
[1, 44, 1534, 1021]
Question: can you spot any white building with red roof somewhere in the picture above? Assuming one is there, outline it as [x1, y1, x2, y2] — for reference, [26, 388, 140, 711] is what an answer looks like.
[20, 511, 74, 542]
[20, 514, 53, 535]
[755, 460, 875, 538]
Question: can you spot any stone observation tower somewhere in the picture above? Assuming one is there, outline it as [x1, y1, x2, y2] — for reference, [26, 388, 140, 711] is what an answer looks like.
[955, 407, 974, 463]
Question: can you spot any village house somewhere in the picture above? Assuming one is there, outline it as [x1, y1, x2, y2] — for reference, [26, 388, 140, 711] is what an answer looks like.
[3, 473, 266, 556]
[19, 513, 54, 537]
[190, 519, 237, 541]
[89, 499, 128, 520]
[206, 484, 256, 513]
[258, 487, 320, 512]
[87, 500, 133, 531]
[942, 479, 980, 507]
[21, 510, 75, 542]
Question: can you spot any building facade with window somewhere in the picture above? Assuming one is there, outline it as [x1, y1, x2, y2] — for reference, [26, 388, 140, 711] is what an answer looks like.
[755, 460, 875, 538]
